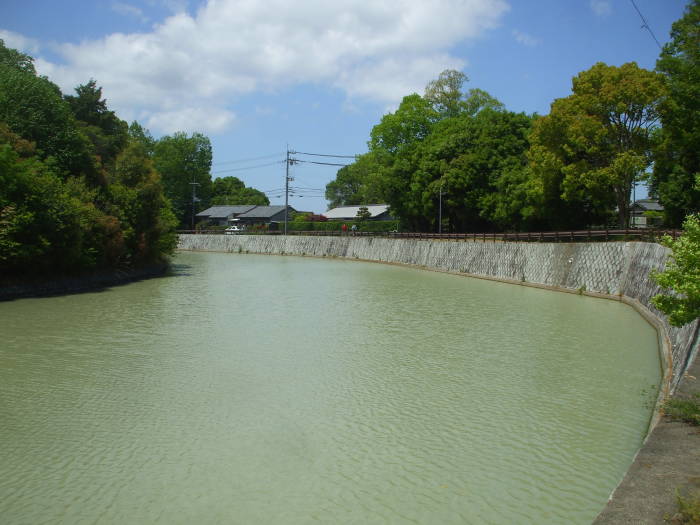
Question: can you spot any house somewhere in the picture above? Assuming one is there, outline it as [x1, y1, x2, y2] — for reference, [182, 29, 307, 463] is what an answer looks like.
[236, 205, 296, 226]
[324, 204, 393, 221]
[630, 199, 664, 228]
[196, 205, 296, 227]
[195, 205, 256, 226]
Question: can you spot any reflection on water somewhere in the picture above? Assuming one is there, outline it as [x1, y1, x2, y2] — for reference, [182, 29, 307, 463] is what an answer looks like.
[0, 251, 660, 524]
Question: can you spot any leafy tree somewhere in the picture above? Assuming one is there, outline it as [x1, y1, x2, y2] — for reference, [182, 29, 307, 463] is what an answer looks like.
[128, 121, 156, 155]
[210, 176, 269, 206]
[529, 62, 667, 228]
[369, 94, 439, 154]
[109, 141, 177, 263]
[65, 80, 128, 168]
[325, 151, 388, 208]
[424, 69, 469, 118]
[382, 108, 533, 231]
[153, 132, 213, 227]
[461, 88, 505, 117]
[0, 39, 36, 74]
[651, 213, 700, 326]
[0, 42, 98, 182]
[652, 0, 700, 227]
[0, 131, 91, 274]
[356, 206, 371, 222]
[0, 42, 177, 280]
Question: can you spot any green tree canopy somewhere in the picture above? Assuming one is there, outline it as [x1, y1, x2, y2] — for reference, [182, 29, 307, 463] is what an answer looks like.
[424, 69, 469, 118]
[0, 41, 97, 182]
[0, 41, 178, 280]
[651, 213, 700, 326]
[0, 39, 36, 74]
[65, 80, 128, 168]
[383, 108, 533, 231]
[529, 62, 667, 228]
[153, 132, 213, 228]
[369, 94, 439, 154]
[210, 176, 269, 206]
[325, 151, 389, 208]
[652, 0, 700, 227]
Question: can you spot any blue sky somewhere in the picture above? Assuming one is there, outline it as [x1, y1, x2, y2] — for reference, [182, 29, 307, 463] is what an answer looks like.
[0, 0, 688, 213]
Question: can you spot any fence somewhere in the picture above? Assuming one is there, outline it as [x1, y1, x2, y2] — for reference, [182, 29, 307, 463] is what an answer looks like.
[177, 228, 681, 243]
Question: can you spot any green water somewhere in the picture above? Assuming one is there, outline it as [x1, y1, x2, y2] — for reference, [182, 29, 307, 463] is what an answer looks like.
[0, 251, 661, 524]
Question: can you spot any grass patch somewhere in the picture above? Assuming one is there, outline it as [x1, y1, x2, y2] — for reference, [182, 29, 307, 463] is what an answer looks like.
[663, 394, 700, 426]
[668, 489, 700, 524]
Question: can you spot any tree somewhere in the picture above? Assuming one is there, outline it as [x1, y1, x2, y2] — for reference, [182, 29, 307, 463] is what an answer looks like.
[109, 140, 177, 263]
[65, 80, 128, 168]
[356, 206, 371, 222]
[652, 0, 700, 227]
[128, 121, 156, 155]
[0, 39, 36, 74]
[529, 62, 667, 228]
[325, 152, 388, 208]
[382, 108, 533, 232]
[153, 132, 213, 227]
[424, 69, 469, 118]
[0, 42, 177, 279]
[0, 41, 97, 182]
[210, 176, 269, 206]
[369, 94, 439, 154]
[651, 213, 700, 326]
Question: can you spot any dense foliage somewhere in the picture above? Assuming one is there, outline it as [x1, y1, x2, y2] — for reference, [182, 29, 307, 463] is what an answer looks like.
[652, 0, 700, 227]
[0, 39, 276, 280]
[0, 41, 179, 280]
[651, 213, 700, 326]
[211, 176, 269, 207]
[326, 3, 699, 232]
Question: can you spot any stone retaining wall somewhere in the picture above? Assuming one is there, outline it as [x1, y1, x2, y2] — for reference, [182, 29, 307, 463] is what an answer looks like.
[178, 234, 699, 391]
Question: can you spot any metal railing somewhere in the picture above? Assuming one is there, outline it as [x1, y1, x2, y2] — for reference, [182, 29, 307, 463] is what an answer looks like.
[177, 228, 680, 242]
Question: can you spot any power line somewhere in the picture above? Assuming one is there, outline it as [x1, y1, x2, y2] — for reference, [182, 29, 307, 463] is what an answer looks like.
[629, 0, 663, 49]
[213, 160, 285, 175]
[213, 153, 283, 166]
[294, 159, 351, 167]
[294, 151, 357, 159]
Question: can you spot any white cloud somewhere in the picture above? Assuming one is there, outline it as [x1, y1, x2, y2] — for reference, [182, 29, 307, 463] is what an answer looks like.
[146, 106, 236, 134]
[590, 0, 612, 17]
[0, 29, 41, 54]
[512, 29, 540, 47]
[27, 0, 509, 135]
[112, 2, 150, 23]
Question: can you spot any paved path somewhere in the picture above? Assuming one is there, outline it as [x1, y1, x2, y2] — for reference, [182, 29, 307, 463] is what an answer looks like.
[594, 352, 700, 524]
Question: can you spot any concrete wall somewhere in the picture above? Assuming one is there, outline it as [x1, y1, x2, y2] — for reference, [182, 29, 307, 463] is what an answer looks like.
[178, 234, 699, 391]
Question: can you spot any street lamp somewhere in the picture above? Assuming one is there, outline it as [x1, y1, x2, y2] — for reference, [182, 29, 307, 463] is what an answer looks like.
[438, 179, 445, 234]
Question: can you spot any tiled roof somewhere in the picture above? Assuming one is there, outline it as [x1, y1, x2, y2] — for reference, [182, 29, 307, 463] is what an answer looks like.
[632, 199, 664, 212]
[196, 205, 256, 218]
[237, 205, 294, 219]
[323, 204, 390, 220]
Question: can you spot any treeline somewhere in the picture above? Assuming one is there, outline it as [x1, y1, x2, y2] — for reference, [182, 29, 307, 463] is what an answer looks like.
[0, 41, 266, 281]
[326, 1, 700, 232]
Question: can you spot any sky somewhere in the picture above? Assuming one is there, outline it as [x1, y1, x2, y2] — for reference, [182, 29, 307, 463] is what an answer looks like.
[0, 0, 689, 213]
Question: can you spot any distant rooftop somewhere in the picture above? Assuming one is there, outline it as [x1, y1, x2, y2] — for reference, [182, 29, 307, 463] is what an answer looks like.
[196, 205, 256, 218]
[632, 199, 664, 212]
[324, 204, 390, 220]
[237, 205, 293, 219]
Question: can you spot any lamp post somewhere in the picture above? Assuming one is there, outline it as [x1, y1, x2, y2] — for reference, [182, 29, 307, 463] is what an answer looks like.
[438, 179, 445, 234]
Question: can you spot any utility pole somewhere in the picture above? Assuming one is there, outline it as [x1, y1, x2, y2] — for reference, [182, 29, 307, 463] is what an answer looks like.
[190, 176, 200, 230]
[438, 180, 445, 234]
[284, 146, 296, 235]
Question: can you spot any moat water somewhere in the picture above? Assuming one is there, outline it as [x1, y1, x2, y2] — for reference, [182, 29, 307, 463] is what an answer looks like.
[0, 251, 661, 524]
